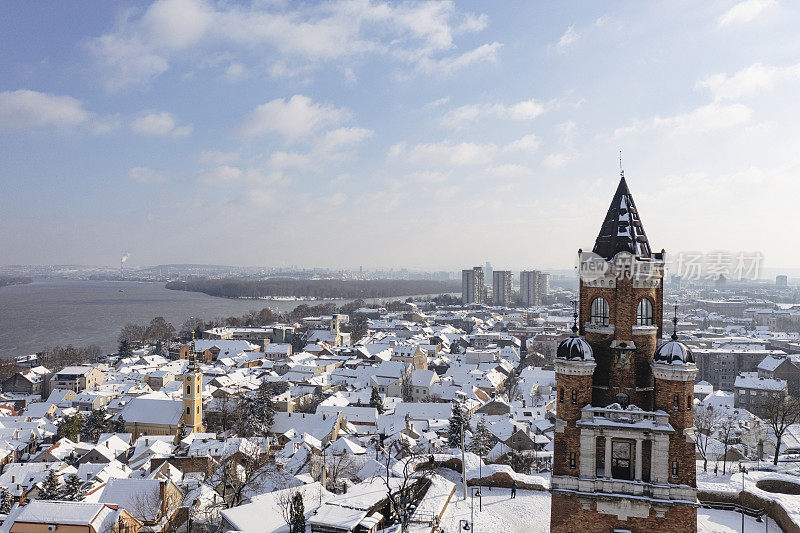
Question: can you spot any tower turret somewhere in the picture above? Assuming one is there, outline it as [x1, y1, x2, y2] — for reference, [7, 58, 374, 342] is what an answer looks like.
[652, 304, 697, 489]
[553, 305, 595, 477]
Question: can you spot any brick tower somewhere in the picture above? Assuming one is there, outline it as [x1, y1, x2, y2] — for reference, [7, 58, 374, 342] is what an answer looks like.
[550, 174, 698, 532]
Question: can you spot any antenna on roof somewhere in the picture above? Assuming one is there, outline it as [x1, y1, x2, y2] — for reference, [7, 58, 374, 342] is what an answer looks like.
[672, 302, 679, 340]
[571, 300, 579, 335]
[619, 150, 624, 179]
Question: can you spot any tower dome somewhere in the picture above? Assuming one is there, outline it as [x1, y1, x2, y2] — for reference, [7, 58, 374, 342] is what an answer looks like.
[654, 339, 694, 364]
[557, 303, 594, 361]
[557, 335, 594, 361]
[654, 302, 694, 364]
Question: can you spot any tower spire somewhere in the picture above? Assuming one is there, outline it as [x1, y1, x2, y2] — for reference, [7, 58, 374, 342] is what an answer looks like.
[592, 168, 651, 260]
[672, 302, 679, 340]
[571, 299, 579, 335]
[619, 150, 624, 178]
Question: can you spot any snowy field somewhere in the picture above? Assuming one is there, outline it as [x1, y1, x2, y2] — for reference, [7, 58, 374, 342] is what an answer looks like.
[698, 508, 778, 532]
[433, 487, 551, 533]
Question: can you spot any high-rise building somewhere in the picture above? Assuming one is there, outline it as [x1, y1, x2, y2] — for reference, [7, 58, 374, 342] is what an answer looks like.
[484, 261, 493, 284]
[520, 270, 549, 306]
[550, 175, 697, 532]
[461, 267, 484, 304]
[492, 270, 513, 306]
[777, 275, 788, 287]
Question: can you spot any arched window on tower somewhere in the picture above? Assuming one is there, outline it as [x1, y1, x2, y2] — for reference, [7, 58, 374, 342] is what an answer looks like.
[590, 297, 610, 326]
[637, 299, 654, 326]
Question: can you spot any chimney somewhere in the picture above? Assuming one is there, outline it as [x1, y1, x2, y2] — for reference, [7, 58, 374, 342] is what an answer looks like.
[159, 480, 167, 515]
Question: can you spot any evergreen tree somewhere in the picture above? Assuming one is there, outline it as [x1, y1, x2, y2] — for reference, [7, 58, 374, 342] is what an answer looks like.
[448, 401, 468, 448]
[57, 414, 85, 442]
[0, 487, 12, 513]
[39, 470, 61, 500]
[470, 416, 496, 456]
[369, 387, 384, 414]
[176, 423, 188, 442]
[118, 339, 133, 357]
[110, 415, 126, 433]
[239, 381, 276, 437]
[80, 408, 108, 442]
[62, 474, 85, 501]
[289, 492, 306, 533]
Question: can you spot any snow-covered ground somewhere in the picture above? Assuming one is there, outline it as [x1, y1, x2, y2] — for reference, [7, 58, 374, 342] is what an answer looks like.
[431, 487, 551, 533]
[698, 508, 778, 532]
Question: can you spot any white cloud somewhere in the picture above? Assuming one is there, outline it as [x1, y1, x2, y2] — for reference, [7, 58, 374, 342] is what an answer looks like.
[127, 167, 166, 183]
[88, 0, 496, 88]
[131, 111, 192, 137]
[718, 0, 776, 27]
[224, 62, 246, 81]
[267, 151, 313, 171]
[441, 99, 546, 128]
[550, 25, 579, 53]
[479, 164, 532, 179]
[615, 103, 752, 136]
[0, 90, 91, 131]
[389, 140, 497, 167]
[697, 62, 800, 101]
[653, 103, 752, 133]
[503, 134, 541, 153]
[406, 170, 450, 183]
[240, 95, 349, 141]
[324, 192, 347, 206]
[199, 150, 240, 165]
[542, 153, 570, 169]
[416, 42, 501, 75]
[316, 127, 373, 153]
[196, 165, 244, 185]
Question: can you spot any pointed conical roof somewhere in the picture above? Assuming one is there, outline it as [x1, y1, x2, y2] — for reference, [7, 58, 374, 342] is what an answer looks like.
[592, 176, 652, 260]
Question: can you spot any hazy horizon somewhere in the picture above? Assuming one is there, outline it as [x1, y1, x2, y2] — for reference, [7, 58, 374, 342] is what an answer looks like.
[3, 1, 800, 271]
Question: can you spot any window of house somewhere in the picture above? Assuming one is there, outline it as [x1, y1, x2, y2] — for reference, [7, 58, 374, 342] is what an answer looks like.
[186, 386, 191, 394]
[569, 452, 576, 469]
[186, 407, 190, 415]
[673, 394, 680, 411]
[590, 297, 610, 326]
[636, 299, 654, 326]
[687, 394, 692, 411]
[672, 461, 679, 478]
[559, 388, 564, 403]
[571, 389, 578, 405]
[611, 441, 632, 480]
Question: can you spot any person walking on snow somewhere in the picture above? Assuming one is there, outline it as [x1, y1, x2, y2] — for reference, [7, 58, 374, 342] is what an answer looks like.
[511, 480, 517, 499]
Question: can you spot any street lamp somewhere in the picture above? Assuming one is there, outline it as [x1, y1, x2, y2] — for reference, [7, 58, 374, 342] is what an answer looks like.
[739, 463, 748, 533]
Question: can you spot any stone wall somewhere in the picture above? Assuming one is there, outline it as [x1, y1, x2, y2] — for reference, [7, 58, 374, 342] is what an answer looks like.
[550, 493, 696, 533]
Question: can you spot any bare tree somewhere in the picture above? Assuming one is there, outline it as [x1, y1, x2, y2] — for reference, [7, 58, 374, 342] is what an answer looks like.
[694, 405, 722, 472]
[717, 411, 738, 475]
[503, 373, 521, 402]
[208, 439, 272, 508]
[375, 450, 435, 533]
[311, 451, 359, 493]
[128, 482, 181, 528]
[276, 486, 303, 532]
[760, 394, 800, 465]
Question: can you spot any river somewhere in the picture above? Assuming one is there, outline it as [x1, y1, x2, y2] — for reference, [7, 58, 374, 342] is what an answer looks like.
[0, 279, 396, 358]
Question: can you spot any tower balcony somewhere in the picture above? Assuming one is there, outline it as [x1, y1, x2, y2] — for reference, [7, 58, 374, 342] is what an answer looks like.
[553, 403, 696, 503]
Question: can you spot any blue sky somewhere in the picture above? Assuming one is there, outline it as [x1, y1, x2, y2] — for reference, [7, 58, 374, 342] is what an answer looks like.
[1, 0, 799, 271]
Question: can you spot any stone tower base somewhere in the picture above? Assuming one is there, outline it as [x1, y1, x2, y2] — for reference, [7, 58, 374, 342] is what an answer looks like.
[550, 493, 697, 533]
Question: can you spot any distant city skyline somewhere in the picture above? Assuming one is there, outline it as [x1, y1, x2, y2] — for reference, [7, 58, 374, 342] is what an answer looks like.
[2, 1, 800, 269]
